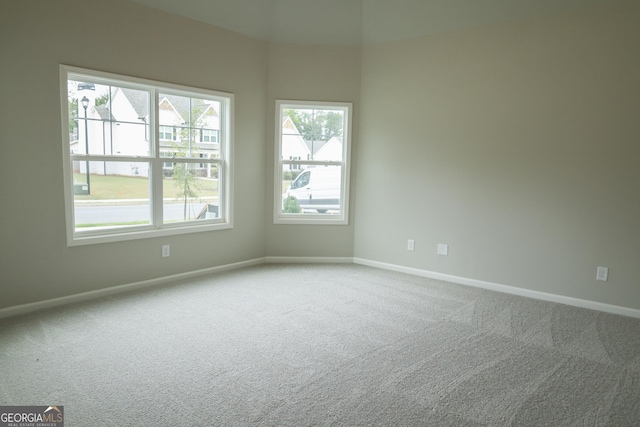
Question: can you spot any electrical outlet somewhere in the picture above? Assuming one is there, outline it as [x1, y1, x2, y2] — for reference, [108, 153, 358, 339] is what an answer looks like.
[407, 239, 415, 251]
[596, 266, 608, 282]
[437, 243, 448, 256]
[162, 244, 170, 258]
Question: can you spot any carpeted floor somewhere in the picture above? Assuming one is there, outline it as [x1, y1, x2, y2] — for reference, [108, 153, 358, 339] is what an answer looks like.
[1, 263, 639, 426]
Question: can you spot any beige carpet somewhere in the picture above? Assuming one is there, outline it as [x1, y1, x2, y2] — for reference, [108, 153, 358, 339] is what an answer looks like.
[1, 264, 639, 426]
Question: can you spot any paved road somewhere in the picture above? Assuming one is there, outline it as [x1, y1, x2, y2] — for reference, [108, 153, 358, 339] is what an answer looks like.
[75, 202, 209, 224]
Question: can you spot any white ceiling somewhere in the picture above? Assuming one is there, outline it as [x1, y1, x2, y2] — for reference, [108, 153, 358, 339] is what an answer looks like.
[128, 0, 623, 45]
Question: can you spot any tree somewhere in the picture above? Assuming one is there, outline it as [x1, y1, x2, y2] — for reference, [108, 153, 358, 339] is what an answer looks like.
[95, 92, 109, 107]
[171, 160, 200, 220]
[322, 111, 343, 140]
[170, 102, 207, 220]
[68, 97, 78, 135]
[284, 108, 343, 143]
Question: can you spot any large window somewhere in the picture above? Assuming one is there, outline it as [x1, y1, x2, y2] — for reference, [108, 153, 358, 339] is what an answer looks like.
[61, 65, 233, 245]
[274, 100, 351, 224]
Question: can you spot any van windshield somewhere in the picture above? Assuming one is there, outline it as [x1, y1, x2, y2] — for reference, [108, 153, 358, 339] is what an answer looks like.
[293, 171, 310, 188]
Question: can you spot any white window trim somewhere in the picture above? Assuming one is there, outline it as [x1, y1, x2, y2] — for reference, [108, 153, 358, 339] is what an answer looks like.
[274, 100, 352, 225]
[60, 65, 234, 246]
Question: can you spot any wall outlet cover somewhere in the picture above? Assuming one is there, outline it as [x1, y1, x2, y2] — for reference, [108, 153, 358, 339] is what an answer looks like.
[596, 266, 608, 282]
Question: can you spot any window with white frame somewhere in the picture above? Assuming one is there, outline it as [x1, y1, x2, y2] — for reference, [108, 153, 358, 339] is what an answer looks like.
[274, 100, 351, 224]
[200, 129, 218, 143]
[61, 65, 233, 245]
[159, 125, 176, 141]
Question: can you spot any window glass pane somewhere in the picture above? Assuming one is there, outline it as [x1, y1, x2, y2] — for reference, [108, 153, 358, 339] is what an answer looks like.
[159, 94, 221, 159]
[159, 125, 174, 141]
[280, 165, 342, 215]
[159, 94, 190, 127]
[192, 98, 220, 130]
[280, 108, 344, 161]
[163, 162, 220, 223]
[281, 113, 310, 161]
[282, 108, 311, 137]
[160, 135, 220, 159]
[73, 161, 151, 229]
[110, 121, 151, 156]
[69, 81, 150, 156]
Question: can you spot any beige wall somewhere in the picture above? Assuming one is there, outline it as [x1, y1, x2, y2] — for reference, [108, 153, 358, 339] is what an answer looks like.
[0, 0, 268, 308]
[2, 0, 638, 312]
[264, 43, 361, 257]
[355, 2, 640, 309]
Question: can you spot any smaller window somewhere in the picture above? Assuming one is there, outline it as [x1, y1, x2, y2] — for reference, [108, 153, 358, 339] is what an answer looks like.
[289, 156, 301, 170]
[274, 100, 352, 224]
[200, 129, 218, 143]
[159, 125, 176, 141]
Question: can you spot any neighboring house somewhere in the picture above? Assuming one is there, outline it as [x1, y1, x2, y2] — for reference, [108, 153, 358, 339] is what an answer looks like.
[281, 116, 310, 170]
[280, 116, 342, 168]
[71, 86, 221, 178]
[313, 136, 342, 161]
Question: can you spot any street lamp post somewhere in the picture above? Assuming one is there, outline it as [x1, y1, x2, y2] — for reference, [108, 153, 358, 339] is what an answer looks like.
[81, 96, 91, 195]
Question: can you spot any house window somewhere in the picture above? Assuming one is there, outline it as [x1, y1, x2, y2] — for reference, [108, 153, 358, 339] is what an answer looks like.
[159, 126, 176, 141]
[200, 129, 218, 143]
[61, 65, 233, 245]
[289, 156, 301, 170]
[274, 100, 351, 224]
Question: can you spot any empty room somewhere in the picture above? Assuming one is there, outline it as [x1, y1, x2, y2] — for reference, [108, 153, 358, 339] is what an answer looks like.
[1, 0, 639, 425]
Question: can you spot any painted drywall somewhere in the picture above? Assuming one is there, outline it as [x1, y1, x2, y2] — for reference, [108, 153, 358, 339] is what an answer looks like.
[2, 0, 638, 313]
[264, 43, 361, 257]
[355, 2, 640, 309]
[0, 0, 268, 309]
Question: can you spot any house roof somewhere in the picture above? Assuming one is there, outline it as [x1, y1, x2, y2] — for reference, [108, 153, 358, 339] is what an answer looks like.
[304, 139, 327, 156]
[313, 136, 342, 160]
[160, 95, 214, 125]
[121, 88, 149, 119]
[93, 105, 113, 121]
[282, 115, 332, 156]
[115, 88, 217, 126]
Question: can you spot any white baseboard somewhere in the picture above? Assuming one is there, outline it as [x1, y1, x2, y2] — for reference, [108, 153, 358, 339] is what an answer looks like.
[353, 257, 640, 319]
[0, 258, 265, 320]
[264, 256, 354, 264]
[3, 256, 638, 320]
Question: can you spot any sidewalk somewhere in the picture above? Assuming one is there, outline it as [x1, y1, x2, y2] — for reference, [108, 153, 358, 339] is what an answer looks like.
[74, 196, 218, 206]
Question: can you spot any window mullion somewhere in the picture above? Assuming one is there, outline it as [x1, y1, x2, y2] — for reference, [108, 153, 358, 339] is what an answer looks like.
[151, 89, 163, 227]
[70, 155, 153, 162]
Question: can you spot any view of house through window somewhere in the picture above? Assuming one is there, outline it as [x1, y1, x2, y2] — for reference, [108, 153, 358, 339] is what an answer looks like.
[275, 100, 351, 224]
[62, 66, 232, 244]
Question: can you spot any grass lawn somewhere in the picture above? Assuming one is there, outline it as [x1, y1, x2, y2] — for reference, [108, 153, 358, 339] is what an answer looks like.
[74, 174, 218, 200]
[282, 180, 291, 194]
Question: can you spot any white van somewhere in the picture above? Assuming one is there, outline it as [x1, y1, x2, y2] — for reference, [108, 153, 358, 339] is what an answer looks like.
[284, 166, 341, 213]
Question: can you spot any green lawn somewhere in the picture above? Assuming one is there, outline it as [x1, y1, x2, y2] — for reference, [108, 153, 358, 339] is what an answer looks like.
[282, 180, 291, 194]
[74, 174, 218, 200]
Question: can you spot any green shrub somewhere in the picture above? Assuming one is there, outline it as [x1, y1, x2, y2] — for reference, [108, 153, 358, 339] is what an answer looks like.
[283, 196, 301, 213]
